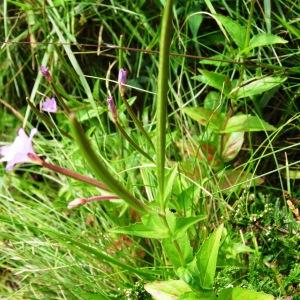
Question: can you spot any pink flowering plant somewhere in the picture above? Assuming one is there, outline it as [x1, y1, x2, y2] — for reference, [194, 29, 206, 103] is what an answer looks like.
[1, 1, 294, 299]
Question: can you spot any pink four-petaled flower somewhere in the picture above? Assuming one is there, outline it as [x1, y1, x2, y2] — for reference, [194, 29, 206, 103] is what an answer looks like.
[40, 97, 57, 113]
[0, 128, 38, 170]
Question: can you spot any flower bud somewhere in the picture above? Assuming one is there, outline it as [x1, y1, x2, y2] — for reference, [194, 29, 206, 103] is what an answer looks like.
[107, 96, 118, 122]
[118, 68, 127, 98]
[40, 65, 52, 82]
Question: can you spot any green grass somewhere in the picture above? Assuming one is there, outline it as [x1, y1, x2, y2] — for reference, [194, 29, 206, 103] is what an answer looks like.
[0, 0, 300, 299]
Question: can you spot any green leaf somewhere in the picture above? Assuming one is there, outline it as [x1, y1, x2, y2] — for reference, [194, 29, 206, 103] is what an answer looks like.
[163, 234, 193, 268]
[218, 287, 274, 300]
[221, 132, 244, 162]
[194, 70, 231, 95]
[163, 166, 178, 205]
[111, 223, 169, 239]
[174, 215, 207, 238]
[200, 54, 230, 67]
[188, 13, 203, 38]
[222, 114, 276, 133]
[182, 107, 224, 132]
[144, 280, 191, 299]
[248, 33, 287, 50]
[179, 291, 217, 300]
[112, 215, 170, 239]
[196, 224, 224, 290]
[214, 14, 247, 48]
[204, 91, 223, 112]
[230, 76, 287, 99]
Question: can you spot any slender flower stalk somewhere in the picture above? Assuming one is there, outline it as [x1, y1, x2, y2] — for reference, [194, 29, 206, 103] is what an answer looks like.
[68, 195, 119, 209]
[115, 121, 154, 163]
[117, 69, 155, 150]
[36, 157, 109, 191]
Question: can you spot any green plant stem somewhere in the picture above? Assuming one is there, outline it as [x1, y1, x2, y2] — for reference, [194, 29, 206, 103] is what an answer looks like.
[244, 0, 256, 50]
[115, 121, 155, 163]
[156, 0, 173, 212]
[70, 113, 153, 215]
[161, 215, 185, 266]
[121, 95, 155, 150]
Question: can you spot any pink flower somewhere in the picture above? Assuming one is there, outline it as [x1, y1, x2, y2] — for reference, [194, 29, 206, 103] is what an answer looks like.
[40, 97, 57, 113]
[0, 128, 38, 170]
[118, 68, 127, 97]
[40, 65, 52, 82]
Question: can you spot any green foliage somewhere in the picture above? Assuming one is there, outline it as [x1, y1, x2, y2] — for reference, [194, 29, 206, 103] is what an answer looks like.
[0, 0, 299, 298]
[196, 224, 224, 290]
[218, 287, 274, 300]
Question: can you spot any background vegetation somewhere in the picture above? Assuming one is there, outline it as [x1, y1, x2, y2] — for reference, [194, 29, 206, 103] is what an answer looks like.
[0, 0, 299, 299]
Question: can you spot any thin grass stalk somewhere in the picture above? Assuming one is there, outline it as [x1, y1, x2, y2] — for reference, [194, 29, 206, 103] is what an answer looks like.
[156, 0, 173, 211]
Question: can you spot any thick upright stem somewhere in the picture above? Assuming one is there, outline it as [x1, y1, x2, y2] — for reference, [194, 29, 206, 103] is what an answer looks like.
[156, 0, 173, 211]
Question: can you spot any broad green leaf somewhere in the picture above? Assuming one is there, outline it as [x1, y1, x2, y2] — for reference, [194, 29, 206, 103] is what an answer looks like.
[230, 76, 287, 99]
[196, 224, 224, 290]
[179, 291, 217, 300]
[174, 215, 207, 238]
[194, 70, 231, 95]
[214, 14, 247, 48]
[111, 223, 169, 239]
[144, 280, 191, 299]
[204, 91, 223, 112]
[188, 13, 203, 38]
[221, 132, 244, 162]
[183, 107, 224, 132]
[218, 287, 274, 300]
[163, 234, 193, 268]
[142, 214, 168, 232]
[222, 114, 276, 133]
[248, 33, 287, 50]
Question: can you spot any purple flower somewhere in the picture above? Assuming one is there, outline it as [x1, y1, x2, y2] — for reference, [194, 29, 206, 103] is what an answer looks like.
[0, 128, 38, 171]
[40, 97, 57, 113]
[107, 95, 118, 122]
[40, 65, 52, 82]
[118, 68, 127, 97]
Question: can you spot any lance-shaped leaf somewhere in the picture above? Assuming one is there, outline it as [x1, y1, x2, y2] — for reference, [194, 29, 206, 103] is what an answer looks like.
[222, 132, 244, 162]
[218, 287, 274, 300]
[111, 223, 170, 239]
[248, 34, 287, 51]
[196, 224, 224, 290]
[230, 76, 287, 99]
[214, 14, 247, 48]
[221, 114, 276, 133]
[194, 70, 231, 95]
[144, 280, 191, 299]
[183, 107, 224, 132]
[174, 215, 207, 239]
